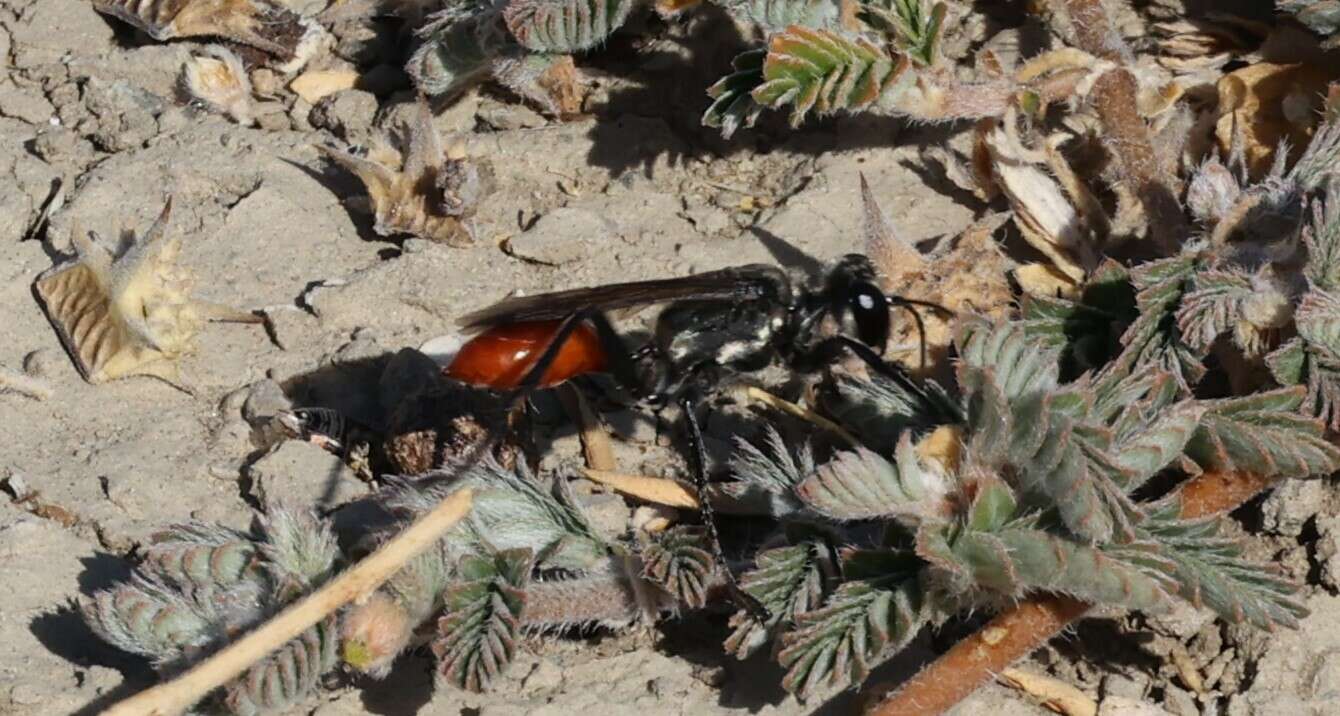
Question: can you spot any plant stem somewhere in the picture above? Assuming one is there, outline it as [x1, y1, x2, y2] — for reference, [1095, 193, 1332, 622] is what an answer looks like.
[101, 488, 474, 716]
[863, 471, 1278, 716]
[1057, 0, 1187, 255]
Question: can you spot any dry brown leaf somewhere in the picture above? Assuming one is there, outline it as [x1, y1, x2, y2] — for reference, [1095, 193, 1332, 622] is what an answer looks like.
[289, 68, 359, 104]
[322, 102, 491, 246]
[1215, 62, 1339, 177]
[983, 116, 1098, 282]
[182, 45, 255, 125]
[1015, 262, 1079, 298]
[33, 200, 252, 387]
[92, 0, 327, 68]
[998, 667, 1097, 716]
[581, 469, 700, 509]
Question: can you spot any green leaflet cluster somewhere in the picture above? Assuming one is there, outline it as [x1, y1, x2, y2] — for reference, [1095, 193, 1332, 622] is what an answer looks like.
[721, 313, 1340, 700]
[408, 0, 635, 112]
[82, 508, 340, 715]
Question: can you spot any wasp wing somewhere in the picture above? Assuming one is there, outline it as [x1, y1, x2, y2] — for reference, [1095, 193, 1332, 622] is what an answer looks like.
[457, 265, 788, 330]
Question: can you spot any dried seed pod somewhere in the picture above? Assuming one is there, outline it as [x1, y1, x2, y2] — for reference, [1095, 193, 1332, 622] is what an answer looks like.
[383, 378, 513, 475]
[34, 200, 202, 386]
[181, 45, 255, 125]
[92, 0, 325, 67]
[321, 102, 492, 246]
[341, 543, 451, 677]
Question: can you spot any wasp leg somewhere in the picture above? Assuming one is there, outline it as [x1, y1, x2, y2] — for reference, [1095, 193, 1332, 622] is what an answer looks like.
[678, 394, 771, 623]
[886, 296, 953, 371]
[803, 335, 959, 423]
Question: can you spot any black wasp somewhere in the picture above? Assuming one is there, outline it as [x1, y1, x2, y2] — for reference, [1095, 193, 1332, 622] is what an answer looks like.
[443, 253, 950, 620]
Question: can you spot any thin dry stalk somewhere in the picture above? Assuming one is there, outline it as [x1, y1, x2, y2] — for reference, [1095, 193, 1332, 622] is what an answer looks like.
[1059, 0, 1187, 254]
[744, 386, 860, 446]
[864, 470, 1279, 716]
[0, 366, 54, 400]
[581, 468, 700, 508]
[559, 385, 617, 472]
[998, 667, 1097, 716]
[101, 488, 475, 716]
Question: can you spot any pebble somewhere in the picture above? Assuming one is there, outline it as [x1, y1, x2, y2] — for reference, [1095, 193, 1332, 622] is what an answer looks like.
[22, 348, 60, 378]
[310, 89, 378, 141]
[242, 379, 291, 426]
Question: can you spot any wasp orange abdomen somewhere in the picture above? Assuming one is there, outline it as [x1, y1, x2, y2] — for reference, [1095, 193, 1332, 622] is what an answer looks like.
[444, 320, 607, 390]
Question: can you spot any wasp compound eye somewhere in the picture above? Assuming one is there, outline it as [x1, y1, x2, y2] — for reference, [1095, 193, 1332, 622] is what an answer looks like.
[849, 281, 891, 351]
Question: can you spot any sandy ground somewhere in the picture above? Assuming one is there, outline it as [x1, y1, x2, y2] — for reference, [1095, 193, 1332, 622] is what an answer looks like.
[2, 1, 1340, 715]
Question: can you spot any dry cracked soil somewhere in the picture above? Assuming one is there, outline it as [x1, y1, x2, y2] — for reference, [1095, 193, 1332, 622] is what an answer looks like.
[2, 1, 1340, 715]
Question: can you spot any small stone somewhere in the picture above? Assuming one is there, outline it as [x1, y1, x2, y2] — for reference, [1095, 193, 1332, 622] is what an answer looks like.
[1160, 683, 1197, 716]
[505, 207, 607, 265]
[22, 348, 60, 378]
[1312, 650, 1340, 700]
[0, 81, 55, 124]
[477, 98, 545, 131]
[1315, 516, 1340, 590]
[255, 105, 291, 132]
[1261, 479, 1324, 537]
[1097, 696, 1173, 716]
[1101, 672, 1151, 701]
[242, 379, 292, 426]
[246, 440, 366, 508]
[250, 68, 283, 97]
[9, 683, 43, 705]
[310, 89, 377, 141]
[1146, 600, 1216, 641]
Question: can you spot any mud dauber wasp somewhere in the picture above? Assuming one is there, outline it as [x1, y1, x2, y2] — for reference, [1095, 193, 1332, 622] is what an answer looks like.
[444, 253, 952, 620]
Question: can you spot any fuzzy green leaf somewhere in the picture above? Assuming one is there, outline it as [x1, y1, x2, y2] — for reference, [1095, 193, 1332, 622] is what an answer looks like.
[1296, 288, 1340, 354]
[259, 506, 339, 592]
[642, 526, 715, 609]
[719, 0, 843, 31]
[1118, 255, 1205, 390]
[142, 524, 258, 592]
[777, 578, 925, 698]
[1110, 403, 1204, 489]
[725, 425, 812, 516]
[1185, 388, 1340, 477]
[752, 26, 910, 126]
[1175, 269, 1254, 352]
[725, 541, 831, 659]
[409, 11, 509, 97]
[859, 0, 947, 65]
[224, 615, 340, 716]
[794, 437, 950, 523]
[1304, 183, 1340, 290]
[502, 0, 633, 53]
[817, 370, 955, 446]
[704, 49, 767, 139]
[1123, 500, 1308, 629]
[433, 549, 533, 692]
[956, 318, 1059, 401]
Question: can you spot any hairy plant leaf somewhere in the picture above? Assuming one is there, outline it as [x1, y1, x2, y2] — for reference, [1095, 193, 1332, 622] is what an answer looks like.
[1297, 288, 1340, 354]
[502, 0, 633, 53]
[726, 425, 812, 516]
[1304, 183, 1340, 290]
[142, 524, 258, 592]
[795, 437, 950, 523]
[704, 48, 766, 139]
[1175, 269, 1254, 352]
[1268, 338, 1340, 431]
[409, 11, 508, 97]
[433, 549, 533, 692]
[719, 0, 843, 31]
[1110, 403, 1204, 490]
[724, 541, 831, 659]
[751, 26, 911, 127]
[817, 370, 954, 446]
[777, 578, 925, 699]
[956, 318, 1059, 400]
[1118, 255, 1206, 390]
[641, 526, 714, 609]
[859, 0, 946, 65]
[1123, 500, 1308, 628]
[224, 615, 340, 716]
[82, 579, 220, 667]
[1185, 388, 1340, 478]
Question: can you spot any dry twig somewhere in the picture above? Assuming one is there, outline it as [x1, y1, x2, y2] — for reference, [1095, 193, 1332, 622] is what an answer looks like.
[101, 488, 474, 716]
[864, 470, 1279, 715]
